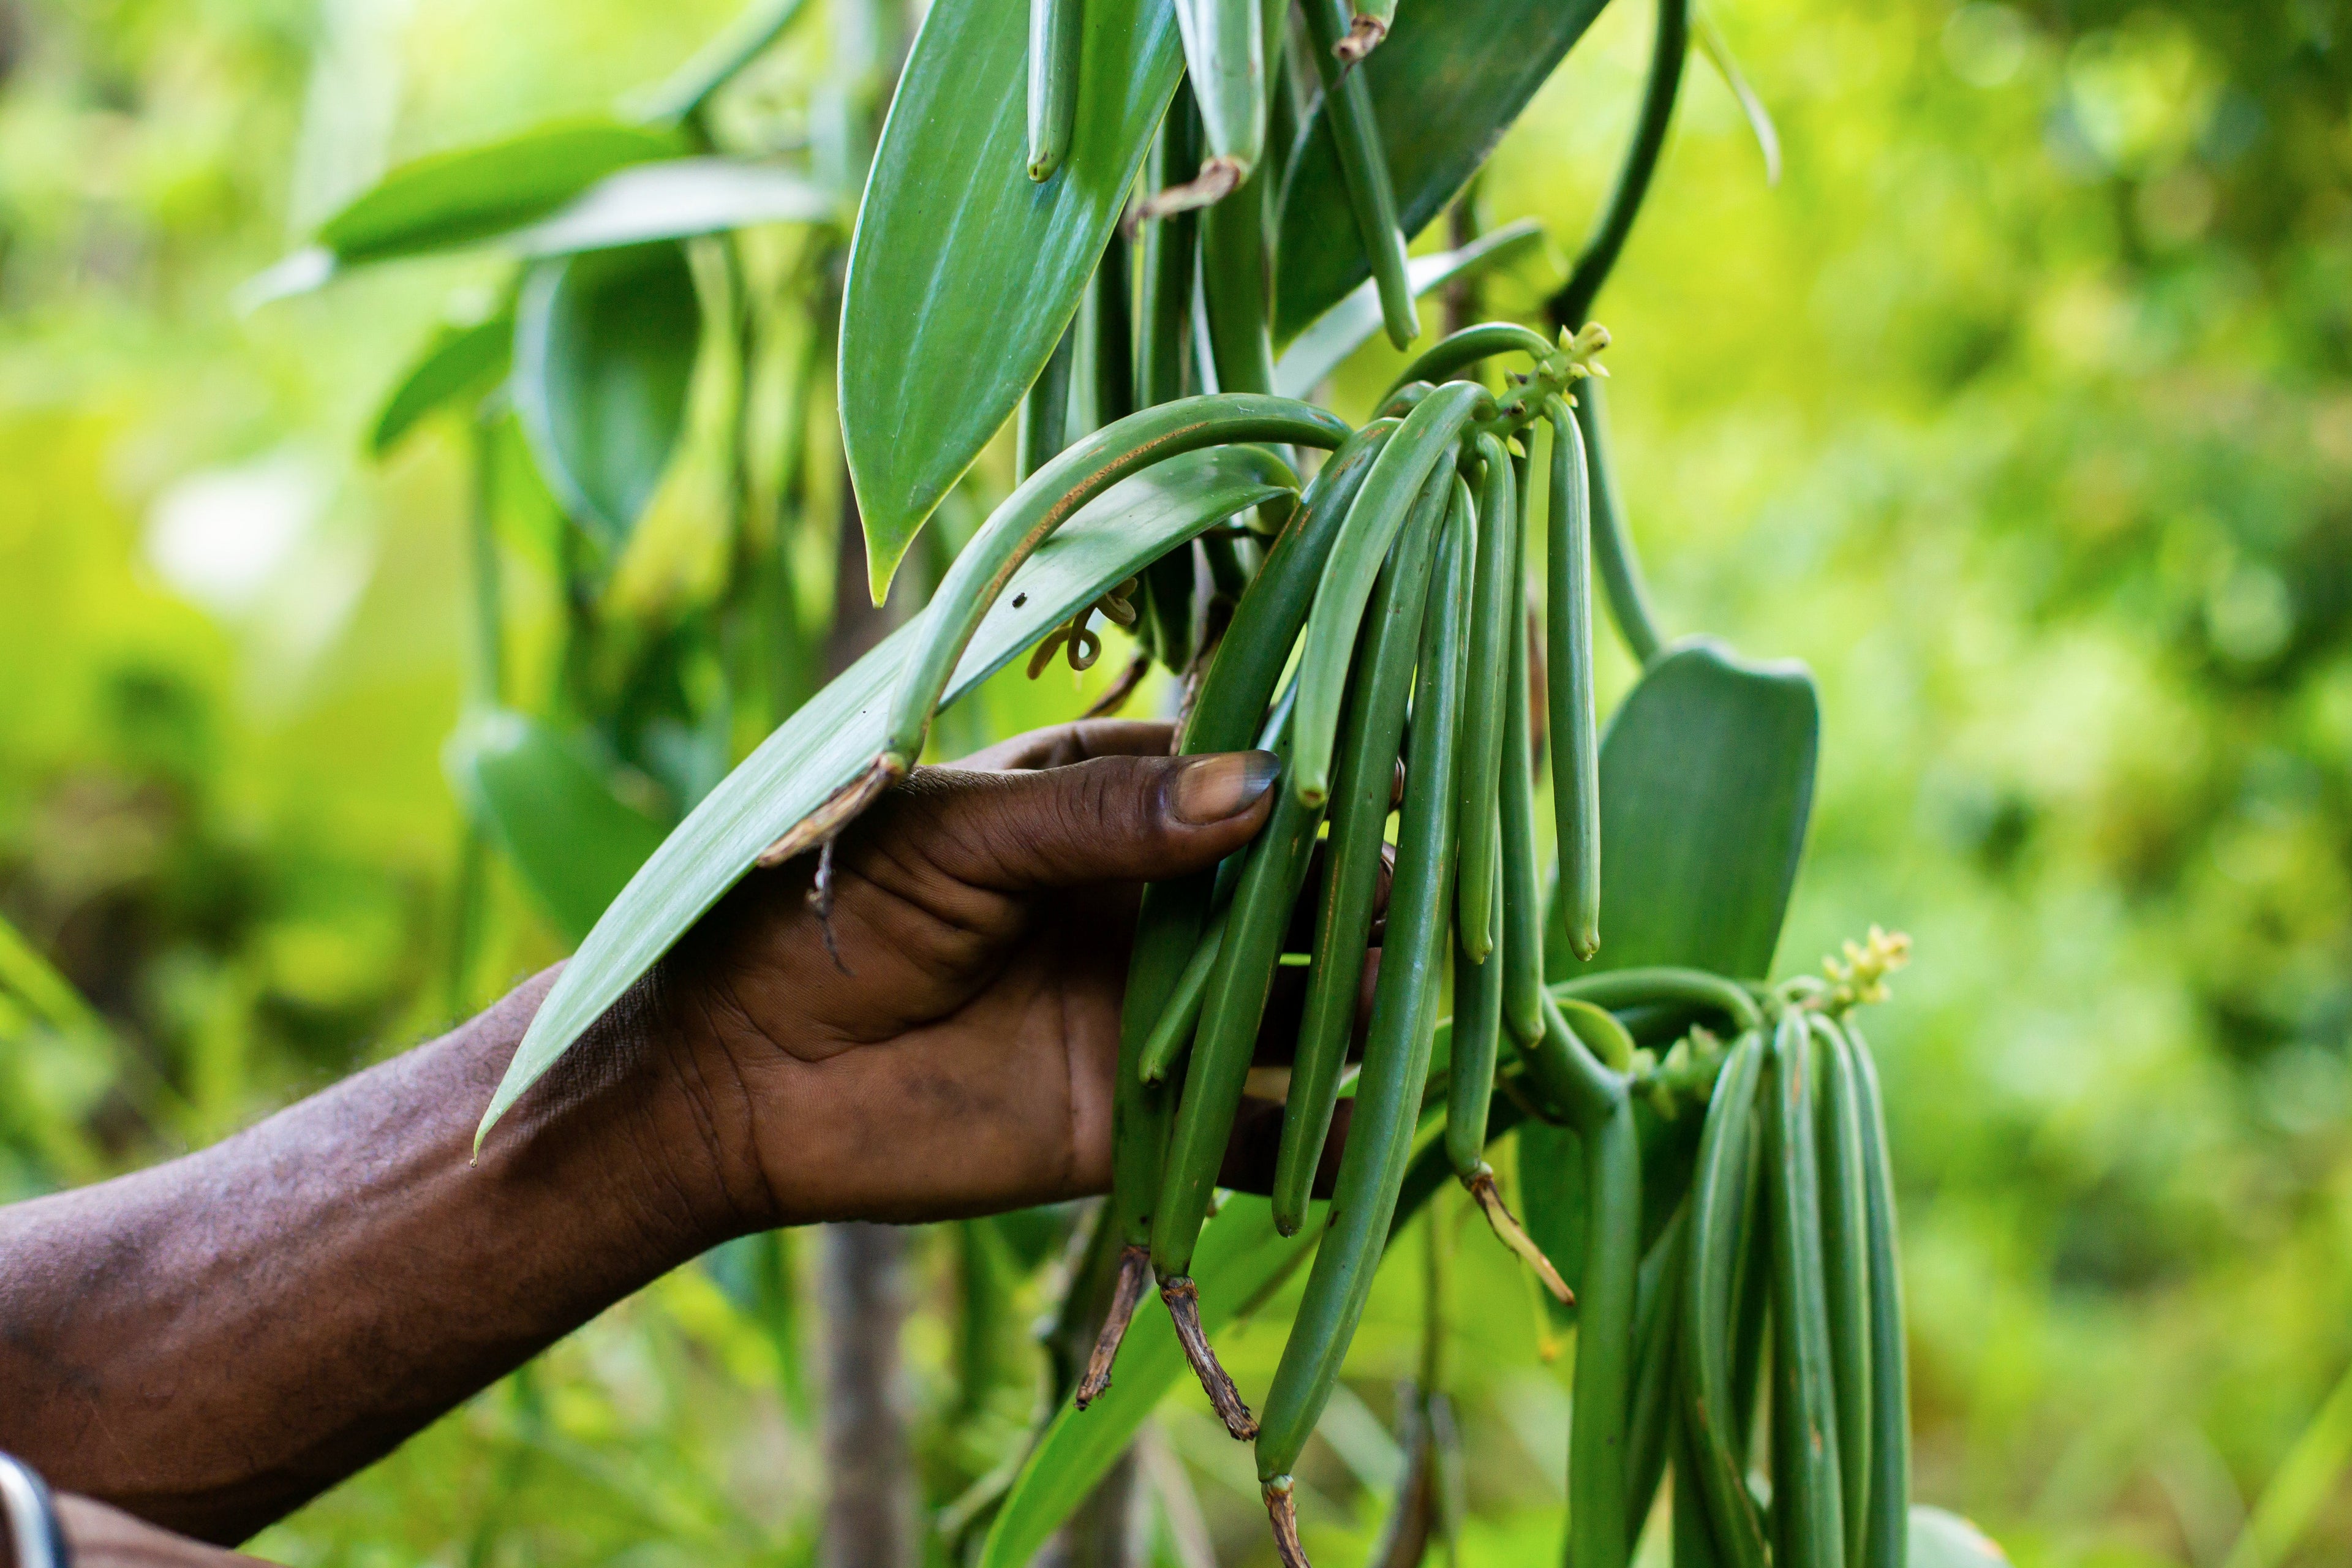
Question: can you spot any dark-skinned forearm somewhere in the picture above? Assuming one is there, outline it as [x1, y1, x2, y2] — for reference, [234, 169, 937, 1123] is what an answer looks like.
[0, 966, 761, 1546]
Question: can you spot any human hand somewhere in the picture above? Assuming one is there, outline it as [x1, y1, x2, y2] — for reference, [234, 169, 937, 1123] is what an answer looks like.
[653, 718, 1360, 1227]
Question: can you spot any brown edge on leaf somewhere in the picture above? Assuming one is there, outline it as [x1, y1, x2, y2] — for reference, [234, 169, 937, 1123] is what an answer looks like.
[1333, 14, 1387, 64]
[1076, 1245, 1155, 1409]
[1466, 1166, 1574, 1304]
[1264, 1476, 1313, 1568]
[1161, 1275, 1257, 1439]
[753, 753, 903, 870]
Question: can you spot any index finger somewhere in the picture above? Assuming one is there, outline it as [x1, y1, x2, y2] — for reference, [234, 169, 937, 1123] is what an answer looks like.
[951, 718, 1175, 772]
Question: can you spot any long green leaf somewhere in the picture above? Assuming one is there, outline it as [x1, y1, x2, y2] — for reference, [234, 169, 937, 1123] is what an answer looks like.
[840, 0, 1182, 601]
[1271, 217, 1545, 399]
[371, 314, 514, 459]
[1523, 638, 1819, 1321]
[445, 710, 669, 944]
[1272, 0, 1611, 341]
[976, 1194, 1320, 1568]
[234, 122, 699, 312]
[249, 150, 822, 306]
[480, 445, 1298, 1146]
[320, 121, 681, 262]
[503, 159, 837, 257]
[512, 241, 701, 549]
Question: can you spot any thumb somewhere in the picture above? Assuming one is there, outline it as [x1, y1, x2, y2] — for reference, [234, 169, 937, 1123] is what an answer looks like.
[885, 749, 1281, 892]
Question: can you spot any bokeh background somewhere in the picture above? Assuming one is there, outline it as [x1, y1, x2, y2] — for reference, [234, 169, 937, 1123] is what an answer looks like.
[2, 0, 2350, 1564]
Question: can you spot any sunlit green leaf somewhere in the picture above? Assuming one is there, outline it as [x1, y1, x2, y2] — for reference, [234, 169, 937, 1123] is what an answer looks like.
[321, 120, 682, 265]
[369, 314, 513, 458]
[976, 1194, 1319, 1568]
[1523, 638, 1819, 1310]
[445, 710, 669, 945]
[1273, 0, 1611, 342]
[1910, 1506, 2011, 1567]
[840, 0, 1182, 601]
[1272, 217, 1547, 399]
[511, 241, 701, 549]
[503, 159, 837, 257]
[481, 445, 1298, 1145]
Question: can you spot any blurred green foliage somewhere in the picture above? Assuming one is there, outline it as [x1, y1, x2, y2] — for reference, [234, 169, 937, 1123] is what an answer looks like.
[3, 0, 2351, 1564]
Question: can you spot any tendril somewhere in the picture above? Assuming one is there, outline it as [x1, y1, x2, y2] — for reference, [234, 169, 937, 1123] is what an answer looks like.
[1025, 578, 1141, 679]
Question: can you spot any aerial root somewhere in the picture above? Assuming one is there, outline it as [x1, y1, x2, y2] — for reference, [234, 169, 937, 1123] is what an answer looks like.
[1076, 1246, 1154, 1408]
[1465, 1166, 1574, 1304]
[1162, 1276, 1257, 1439]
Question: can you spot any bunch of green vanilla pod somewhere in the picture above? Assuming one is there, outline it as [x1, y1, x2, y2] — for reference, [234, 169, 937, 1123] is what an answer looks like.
[1033, 317, 1625, 1567]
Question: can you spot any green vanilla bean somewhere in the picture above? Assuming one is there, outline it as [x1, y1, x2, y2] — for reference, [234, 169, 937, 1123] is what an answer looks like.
[1681, 1029, 1771, 1568]
[1451, 835, 1570, 1302]
[1542, 394, 1601, 963]
[1498, 448, 1545, 1047]
[1257, 476, 1476, 1561]
[1446, 829, 1506, 1178]
[1845, 1018, 1912, 1568]
[1728, 1167, 1773, 1477]
[1624, 1204, 1692, 1545]
[1768, 1009, 1847, 1568]
[1570, 1086, 1642, 1568]
[1550, 0, 1691, 332]
[1673, 1419, 1728, 1568]
[1814, 1014, 1875, 1568]
[1080, 873, 1200, 1408]
[1137, 81, 1204, 412]
[1093, 230, 1136, 429]
[1136, 82, 1206, 671]
[1382, 323, 1555, 403]
[1173, 0, 1268, 181]
[1297, 0, 1417, 349]
[882, 393, 1348, 772]
[1453, 431, 1517, 960]
[1577, 377, 1667, 665]
[1186, 418, 1395, 754]
[1291, 381, 1490, 807]
[1016, 322, 1079, 482]
[1137, 905, 1226, 1085]
[1201, 156, 1276, 396]
[1151, 739, 1325, 1439]
[1025, 0, 1082, 180]
[1271, 459, 1450, 1234]
[1376, 380, 1435, 420]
